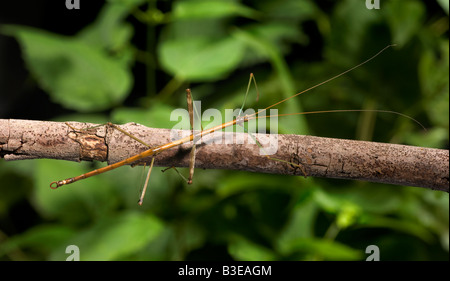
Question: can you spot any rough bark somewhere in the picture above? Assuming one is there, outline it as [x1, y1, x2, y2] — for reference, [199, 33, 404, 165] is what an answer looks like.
[1, 119, 448, 192]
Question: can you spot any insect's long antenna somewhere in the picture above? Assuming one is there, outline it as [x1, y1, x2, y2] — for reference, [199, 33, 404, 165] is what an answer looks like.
[248, 109, 426, 131]
[248, 44, 397, 118]
[238, 73, 259, 117]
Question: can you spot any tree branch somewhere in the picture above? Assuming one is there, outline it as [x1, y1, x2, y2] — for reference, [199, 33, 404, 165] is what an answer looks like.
[1, 119, 448, 192]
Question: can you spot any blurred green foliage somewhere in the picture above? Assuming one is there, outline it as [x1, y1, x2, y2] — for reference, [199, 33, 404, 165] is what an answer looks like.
[0, 0, 448, 260]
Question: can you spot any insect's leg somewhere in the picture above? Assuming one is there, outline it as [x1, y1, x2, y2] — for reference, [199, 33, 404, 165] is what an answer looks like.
[65, 122, 152, 148]
[66, 121, 158, 201]
[166, 89, 200, 185]
[161, 166, 190, 182]
[106, 122, 151, 148]
[187, 144, 196, 184]
[269, 156, 308, 178]
[186, 88, 199, 185]
[238, 74, 308, 177]
[138, 156, 155, 206]
[245, 125, 308, 178]
[65, 122, 108, 133]
[237, 73, 259, 117]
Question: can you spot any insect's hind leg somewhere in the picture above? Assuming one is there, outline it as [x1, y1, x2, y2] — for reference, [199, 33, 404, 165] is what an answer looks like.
[65, 122, 152, 148]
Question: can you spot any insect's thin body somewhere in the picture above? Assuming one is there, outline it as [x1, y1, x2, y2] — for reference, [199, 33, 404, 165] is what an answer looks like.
[50, 117, 240, 188]
[50, 45, 424, 198]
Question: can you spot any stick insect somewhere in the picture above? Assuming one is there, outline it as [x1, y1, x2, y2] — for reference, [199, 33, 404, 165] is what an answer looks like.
[49, 44, 424, 205]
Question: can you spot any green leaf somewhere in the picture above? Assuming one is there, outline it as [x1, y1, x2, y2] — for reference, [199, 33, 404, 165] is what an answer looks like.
[404, 127, 448, 148]
[228, 236, 277, 261]
[3, 25, 132, 112]
[0, 161, 34, 216]
[262, 0, 316, 20]
[328, 0, 381, 60]
[287, 238, 363, 260]
[158, 35, 246, 81]
[49, 211, 164, 261]
[314, 185, 403, 214]
[360, 214, 435, 243]
[173, 0, 258, 20]
[311, 188, 364, 230]
[107, 0, 147, 6]
[52, 113, 110, 125]
[385, 0, 425, 46]
[437, 0, 449, 14]
[0, 225, 74, 260]
[247, 22, 309, 51]
[418, 39, 449, 129]
[111, 103, 177, 129]
[277, 199, 318, 255]
[78, 0, 145, 51]
[336, 203, 361, 229]
[216, 173, 299, 198]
